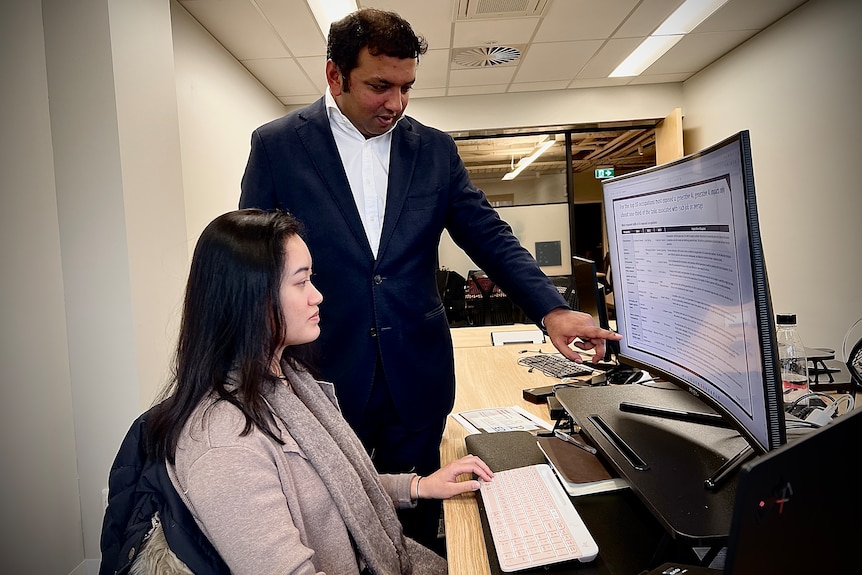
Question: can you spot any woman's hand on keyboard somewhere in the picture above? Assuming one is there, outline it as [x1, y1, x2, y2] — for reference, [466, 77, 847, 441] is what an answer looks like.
[417, 455, 494, 499]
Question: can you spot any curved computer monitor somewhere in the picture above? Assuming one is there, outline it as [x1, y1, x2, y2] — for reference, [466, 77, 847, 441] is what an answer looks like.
[601, 130, 786, 454]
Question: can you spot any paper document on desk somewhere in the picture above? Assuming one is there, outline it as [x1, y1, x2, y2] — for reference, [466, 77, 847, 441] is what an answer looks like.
[452, 406, 553, 434]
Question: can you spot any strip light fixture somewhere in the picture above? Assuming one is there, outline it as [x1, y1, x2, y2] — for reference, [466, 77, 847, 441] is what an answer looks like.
[307, 0, 358, 37]
[610, 0, 731, 78]
[502, 138, 555, 181]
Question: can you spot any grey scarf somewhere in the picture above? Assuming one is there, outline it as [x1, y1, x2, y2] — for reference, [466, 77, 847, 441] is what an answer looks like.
[261, 367, 447, 575]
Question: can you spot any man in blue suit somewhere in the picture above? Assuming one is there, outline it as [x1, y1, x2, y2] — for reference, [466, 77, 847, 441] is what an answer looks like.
[240, 8, 621, 553]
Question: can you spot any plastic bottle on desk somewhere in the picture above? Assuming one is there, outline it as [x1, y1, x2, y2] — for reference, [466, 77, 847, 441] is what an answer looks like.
[776, 313, 809, 407]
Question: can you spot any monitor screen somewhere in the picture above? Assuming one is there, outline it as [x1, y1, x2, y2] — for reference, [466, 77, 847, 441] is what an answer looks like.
[601, 130, 786, 454]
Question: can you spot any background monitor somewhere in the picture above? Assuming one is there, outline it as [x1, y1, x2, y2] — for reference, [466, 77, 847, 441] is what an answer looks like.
[571, 255, 617, 361]
[601, 130, 785, 454]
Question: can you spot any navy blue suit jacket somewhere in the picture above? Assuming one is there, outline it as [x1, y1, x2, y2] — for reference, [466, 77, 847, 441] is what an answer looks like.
[240, 98, 566, 429]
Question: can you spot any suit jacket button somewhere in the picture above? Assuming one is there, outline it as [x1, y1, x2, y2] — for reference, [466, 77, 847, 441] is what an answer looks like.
[369, 328, 378, 337]
[373, 275, 383, 285]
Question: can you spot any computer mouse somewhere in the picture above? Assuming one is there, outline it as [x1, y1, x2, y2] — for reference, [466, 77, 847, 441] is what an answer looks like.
[606, 366, 639, 385]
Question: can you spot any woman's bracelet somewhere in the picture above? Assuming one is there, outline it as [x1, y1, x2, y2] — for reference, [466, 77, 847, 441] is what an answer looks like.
[414, 476, 423, 501]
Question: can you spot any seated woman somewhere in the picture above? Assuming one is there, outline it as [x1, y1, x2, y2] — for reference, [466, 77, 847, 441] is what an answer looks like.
[144, 209, 493, 574]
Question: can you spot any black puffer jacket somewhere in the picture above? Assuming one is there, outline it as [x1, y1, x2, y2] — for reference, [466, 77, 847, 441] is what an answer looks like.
[99, 405, 229, 575]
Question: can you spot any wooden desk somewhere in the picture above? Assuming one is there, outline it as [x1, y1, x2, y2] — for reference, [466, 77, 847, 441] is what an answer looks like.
[441, 328, 569, 575]
[440, 327, 702, 574]
[449, 323, 542, 349]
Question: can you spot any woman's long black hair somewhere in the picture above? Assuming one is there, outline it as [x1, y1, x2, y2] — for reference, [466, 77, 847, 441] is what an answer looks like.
[146, 209, 318, 463]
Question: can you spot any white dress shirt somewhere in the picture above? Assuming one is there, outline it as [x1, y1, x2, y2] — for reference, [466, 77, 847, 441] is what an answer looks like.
[325, 89, 398, 258]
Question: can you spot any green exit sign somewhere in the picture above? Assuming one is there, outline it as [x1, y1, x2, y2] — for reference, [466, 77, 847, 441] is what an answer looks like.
[595, 168, 615, 179]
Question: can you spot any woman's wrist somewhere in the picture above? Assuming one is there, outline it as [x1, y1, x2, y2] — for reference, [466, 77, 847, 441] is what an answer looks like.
[413, 475, 423, 501]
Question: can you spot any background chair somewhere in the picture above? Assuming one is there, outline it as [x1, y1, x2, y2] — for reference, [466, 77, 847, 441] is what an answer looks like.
[548, 275, 578, 310]
[437, 269, 468, 327]
[465, 270, 514, 326]
[843, 318, 862, 387]
[597, 254, 615, 320]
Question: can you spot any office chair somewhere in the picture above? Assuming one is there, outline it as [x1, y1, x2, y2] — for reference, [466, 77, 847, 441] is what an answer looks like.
[466, 270, 514, 326]
[549, 275, 578, 310]
[437, 269, 468, 326]
[843, 317, 862, 387]
[601, 259, 615, 319]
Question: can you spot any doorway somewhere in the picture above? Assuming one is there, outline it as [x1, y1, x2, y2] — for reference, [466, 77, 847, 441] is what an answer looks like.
[573, 202, 603, 263]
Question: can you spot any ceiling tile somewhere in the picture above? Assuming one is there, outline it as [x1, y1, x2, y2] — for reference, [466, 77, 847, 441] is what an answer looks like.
[696, 0, 808, 32]
[257, 0, 326, 57]
[448, 66, 516, 87]
[646, 30, 758, 75]
[241, 57, 317, 96]
[416, 49, 450, 89]
[296, 56, 327, 93]
[568, 77, 634, 89]
[508, 80, 570, 92]
[514, 40, 603, 83]
[614, 0, 681, 38]
[359, 0, 455, 50]
[447, 84, 509, 96]
[535, 0, 640, 42]
[578, 37, 642, 79]
[628, 72, 690, 85]
[410, 87, 448, 99]
[453, 17, 540, 48]
[178, 0, 289, 60]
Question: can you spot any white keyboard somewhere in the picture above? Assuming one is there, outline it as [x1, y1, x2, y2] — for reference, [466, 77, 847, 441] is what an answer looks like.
[478, 464, 599, 571]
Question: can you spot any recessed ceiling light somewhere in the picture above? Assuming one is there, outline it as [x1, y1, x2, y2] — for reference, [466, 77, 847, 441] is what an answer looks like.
[609, 0, 730, 78]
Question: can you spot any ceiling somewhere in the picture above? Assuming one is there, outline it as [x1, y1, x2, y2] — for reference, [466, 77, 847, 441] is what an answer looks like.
[177, 0, 807, 179]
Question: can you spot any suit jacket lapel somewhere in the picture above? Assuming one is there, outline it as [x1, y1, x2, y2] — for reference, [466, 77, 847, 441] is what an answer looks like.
[296, 99, 374, 260]
[377, 119, 420, 261]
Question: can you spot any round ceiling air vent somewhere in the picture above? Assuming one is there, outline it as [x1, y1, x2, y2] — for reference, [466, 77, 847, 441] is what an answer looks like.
[453, 45, 521, 67]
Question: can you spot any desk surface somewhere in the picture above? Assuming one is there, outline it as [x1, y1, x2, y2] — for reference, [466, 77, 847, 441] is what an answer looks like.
[449, 323, 543, 349]
[441, 326, 742, 574]
[442, 328, 661, 575]
[442, 332, 564, 575]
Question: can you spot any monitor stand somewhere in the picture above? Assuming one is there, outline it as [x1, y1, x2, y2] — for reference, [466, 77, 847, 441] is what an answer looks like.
[555, 384, 742, 544]
[703, 444, 754, 490]
[617, 401, 755, 490]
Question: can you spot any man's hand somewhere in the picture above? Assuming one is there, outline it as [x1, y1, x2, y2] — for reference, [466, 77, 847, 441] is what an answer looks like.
[542, 307, 622, 363]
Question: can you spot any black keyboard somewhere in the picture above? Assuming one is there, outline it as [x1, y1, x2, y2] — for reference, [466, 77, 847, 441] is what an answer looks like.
[517, 354, 597, 378]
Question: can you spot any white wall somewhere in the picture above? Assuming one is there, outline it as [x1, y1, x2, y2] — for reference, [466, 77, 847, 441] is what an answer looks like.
[171, 3, 286, 249]
[683, 0, 862, 353]
[1, 0, 195, 571]
[477, 171, 568, 204]
[407, 83, 683, 133]
[45, 0, 190, 564]
[1, 1, 83, 572]
[439, 203, 572, 278]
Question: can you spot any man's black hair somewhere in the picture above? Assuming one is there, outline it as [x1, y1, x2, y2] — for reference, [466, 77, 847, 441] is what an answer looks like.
[327, 8, 428, 89]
